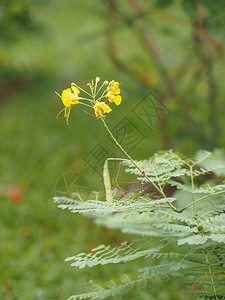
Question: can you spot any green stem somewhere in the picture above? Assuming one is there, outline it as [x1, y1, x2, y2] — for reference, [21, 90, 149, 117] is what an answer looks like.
[205, 252, 218, 300]
[97, 90, 107, 101]
[93, 81, 97, 100]
[54, 91, 62, 98]
[178, 250, 194, 265]
[179, 190, 225, 213]
[190, 166, 195, 216]
[101, 118, 179, 212]
[79, 102, 93, 108]
[74, 82, 93, 97]
[78, 97, 93, 101]
[95, 83, 106, 98]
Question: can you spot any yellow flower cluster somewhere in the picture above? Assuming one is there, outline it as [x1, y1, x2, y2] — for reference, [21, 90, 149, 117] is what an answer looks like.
[55, 77, 122, 123]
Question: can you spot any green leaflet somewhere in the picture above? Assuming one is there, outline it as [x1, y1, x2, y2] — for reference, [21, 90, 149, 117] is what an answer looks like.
[65, 241, 179, 269]
[178, 235, 208, 246]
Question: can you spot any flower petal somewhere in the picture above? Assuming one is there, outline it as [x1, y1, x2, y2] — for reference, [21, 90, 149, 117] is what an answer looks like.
[113, 88, 120, 95]
[107, 94, 115, 103]
[101, 102, 112, 113]
[113, 95, 122, 105]
[62, 88, 79, 107]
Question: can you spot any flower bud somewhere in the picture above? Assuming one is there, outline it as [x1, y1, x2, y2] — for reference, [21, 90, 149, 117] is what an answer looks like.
[103, 80, 109, 86]
[95, 76, 100, 83]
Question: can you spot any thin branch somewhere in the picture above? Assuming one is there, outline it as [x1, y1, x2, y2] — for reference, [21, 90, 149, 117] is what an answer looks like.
[179, 190, 225, 213]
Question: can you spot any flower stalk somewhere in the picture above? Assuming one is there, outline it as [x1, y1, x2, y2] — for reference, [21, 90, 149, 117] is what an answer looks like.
[55, 76, 178, 212]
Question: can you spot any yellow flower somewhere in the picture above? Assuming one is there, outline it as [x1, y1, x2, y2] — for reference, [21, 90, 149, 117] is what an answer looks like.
[107, 80, 121, 95]
[107, 93, 122, 105]
[62, 88, 79, 107]
[94, 101, 112, 118]
[106, 80, 122, 105]
[56, 85, 80, 124]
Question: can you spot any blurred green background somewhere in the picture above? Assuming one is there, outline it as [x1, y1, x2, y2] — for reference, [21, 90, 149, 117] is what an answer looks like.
[0, 0, 224, 299]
